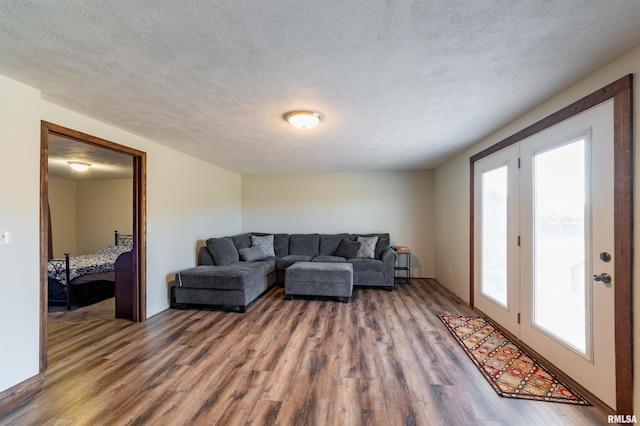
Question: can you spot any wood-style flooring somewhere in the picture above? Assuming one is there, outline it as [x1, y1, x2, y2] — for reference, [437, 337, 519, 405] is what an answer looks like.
[1, 279, 610, 425]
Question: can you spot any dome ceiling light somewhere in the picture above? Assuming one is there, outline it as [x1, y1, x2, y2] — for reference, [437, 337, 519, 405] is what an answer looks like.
[67, 161, 92, 172]
[283, 111, 323, 129]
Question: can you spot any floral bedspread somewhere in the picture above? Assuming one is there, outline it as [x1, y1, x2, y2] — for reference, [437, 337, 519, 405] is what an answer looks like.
[47, 245, 132, 285]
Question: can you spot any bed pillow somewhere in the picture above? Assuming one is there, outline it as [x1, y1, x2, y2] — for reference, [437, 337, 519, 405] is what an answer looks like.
[206, 237, 239, 265]
[251, 234, 275, 257]
[334, 239, 361, 260]
[356, 236, 379, 259]
[239, 246, 267, 262]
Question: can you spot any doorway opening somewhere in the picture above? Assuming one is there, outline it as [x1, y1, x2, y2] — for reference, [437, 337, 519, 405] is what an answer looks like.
[40, 121, 147, 370]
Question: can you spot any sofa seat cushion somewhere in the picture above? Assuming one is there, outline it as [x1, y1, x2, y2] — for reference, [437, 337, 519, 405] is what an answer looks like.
[178, 261, 275, 290]
[276, 255, 313, 271]
[312, 255, 346, 263]
[348, 258, 384, 274]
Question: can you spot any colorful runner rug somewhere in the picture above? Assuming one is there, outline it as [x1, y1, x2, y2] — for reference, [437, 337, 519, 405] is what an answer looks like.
[438, 315, 590, 405]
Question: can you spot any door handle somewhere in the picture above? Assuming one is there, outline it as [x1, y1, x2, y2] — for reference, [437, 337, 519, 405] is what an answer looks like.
[593, 273, 612, 286]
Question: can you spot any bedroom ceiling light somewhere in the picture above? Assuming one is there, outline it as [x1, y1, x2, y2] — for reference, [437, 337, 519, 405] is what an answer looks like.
[284, 111, 323, 129]
[68, 161, 91, 172]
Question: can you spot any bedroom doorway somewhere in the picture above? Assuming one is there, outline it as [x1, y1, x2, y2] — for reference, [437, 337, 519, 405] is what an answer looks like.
[40, 121, 147, 368]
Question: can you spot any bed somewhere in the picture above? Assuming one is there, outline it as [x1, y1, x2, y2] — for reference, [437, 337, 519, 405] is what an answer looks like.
[48, 231, 133, 310]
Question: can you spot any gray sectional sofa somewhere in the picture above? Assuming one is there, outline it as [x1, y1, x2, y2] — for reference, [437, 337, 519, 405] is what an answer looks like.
[172, 232, 396, 312]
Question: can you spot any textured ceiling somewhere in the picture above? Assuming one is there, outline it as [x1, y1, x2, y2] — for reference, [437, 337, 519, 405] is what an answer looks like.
[48, 134, 133, 180]
[1, 1, 640, 174]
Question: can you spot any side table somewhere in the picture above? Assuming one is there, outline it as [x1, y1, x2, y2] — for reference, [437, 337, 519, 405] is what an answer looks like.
[393, 247, 411, 284]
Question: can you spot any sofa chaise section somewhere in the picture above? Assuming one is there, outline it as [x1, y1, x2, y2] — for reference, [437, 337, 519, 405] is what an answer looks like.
[174, 262, 277, 312]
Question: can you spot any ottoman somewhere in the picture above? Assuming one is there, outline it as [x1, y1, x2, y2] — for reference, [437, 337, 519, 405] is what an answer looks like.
[285, 262, 354, 303]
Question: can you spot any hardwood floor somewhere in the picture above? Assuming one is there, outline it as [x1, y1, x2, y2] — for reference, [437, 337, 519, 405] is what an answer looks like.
[1, 279, 610, 425]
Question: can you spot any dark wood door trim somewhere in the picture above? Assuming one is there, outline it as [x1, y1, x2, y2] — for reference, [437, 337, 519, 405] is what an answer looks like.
[469, 74, 633, 413]
[40, 121, 147, 369]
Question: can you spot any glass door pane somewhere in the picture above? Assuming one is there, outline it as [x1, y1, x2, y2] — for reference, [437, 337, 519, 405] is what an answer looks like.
[481, 166, 508, 307]
[532, 139, 587, 353]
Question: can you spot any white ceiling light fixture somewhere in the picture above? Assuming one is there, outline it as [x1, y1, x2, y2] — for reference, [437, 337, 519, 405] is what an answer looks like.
[284, 111, 323, 129]
[67, 161, 92, 172]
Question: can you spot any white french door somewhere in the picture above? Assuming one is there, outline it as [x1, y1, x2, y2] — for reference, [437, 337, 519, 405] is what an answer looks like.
[473, 145, 520, 336]
[474, 100, 616, 408]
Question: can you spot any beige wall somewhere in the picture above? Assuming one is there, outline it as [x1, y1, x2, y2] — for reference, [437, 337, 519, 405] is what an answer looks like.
[0, 76, 41, 392]
[0, 74, 242, 394]
[49, 178, 133, 256]
[48, 178, 77, 258]
[242, 170, 435, 278]
[433, 47, 640, 411]
[76, 179, 132, 254]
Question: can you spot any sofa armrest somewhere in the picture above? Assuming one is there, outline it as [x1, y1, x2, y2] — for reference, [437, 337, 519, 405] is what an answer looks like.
[381, 248, 397, 287]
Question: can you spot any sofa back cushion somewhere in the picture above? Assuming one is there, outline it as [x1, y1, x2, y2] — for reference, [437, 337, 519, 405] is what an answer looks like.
[319, 233, 349, 255]
[206, 237, 239, 265]
[273, 233, 290, 256]
[289, 234, 320, 256]
[375, 237, 391, 259]
[231, 233, 252, 250]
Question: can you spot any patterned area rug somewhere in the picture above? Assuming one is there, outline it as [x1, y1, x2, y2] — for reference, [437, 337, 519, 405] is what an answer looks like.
[438, 315, 590, 405]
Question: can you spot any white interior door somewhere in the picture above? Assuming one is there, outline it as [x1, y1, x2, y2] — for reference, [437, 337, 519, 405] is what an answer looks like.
[519, 100, 616, 408]
[473, 100, 616, 408]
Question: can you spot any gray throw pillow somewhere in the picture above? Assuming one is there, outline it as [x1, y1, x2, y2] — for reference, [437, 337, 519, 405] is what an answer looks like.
[206, 237, 239, 265]
[251, 234, 275, 257]
[334, 239, 361, 260]
[239, 246, 267, 262]
[357, 236, 379, 259]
